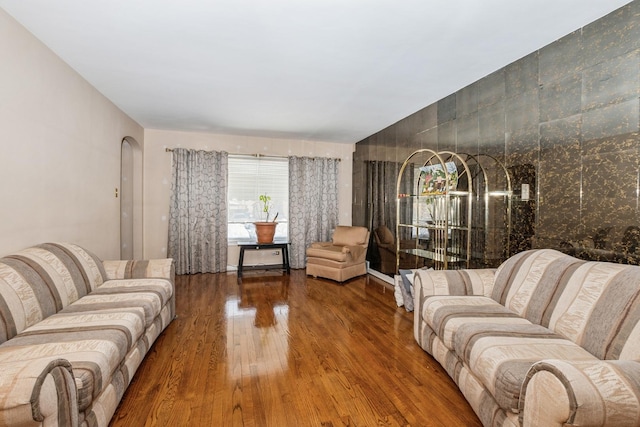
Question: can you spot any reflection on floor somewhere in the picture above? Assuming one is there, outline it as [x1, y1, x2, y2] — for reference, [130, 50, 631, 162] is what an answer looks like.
[226, 271, 291, 379]
[110, 269, 482, 426]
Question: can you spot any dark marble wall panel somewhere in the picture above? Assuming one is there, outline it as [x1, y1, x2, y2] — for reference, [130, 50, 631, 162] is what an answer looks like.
[581, 141, 638, 251]
[539, 74, 582, 122]
[396, 110, 419, 147]
[353, 1, 640, 266]
[379, 127, 396, 162]
[582, 1, 640, 68]
[506, 126, 538, 158]
[477, 69, 506, 108]
[437, 94, 456, 124]
[538, 116, 582, 243]
[437, 120, 456, 152]
[418, 104, 438, 133]
[582, 98, 639, 141]
[456, 112, 479, 155]
[416, 127, 437, 150]
[478, 101, 506, 159]
[582, 52, 639, 111]
[506, 89, 539, 133]
[457, 82, 478, 117]
[506, 52, 539, 97]
[352, 140, 369, 227]
[539, 30, 583, 85]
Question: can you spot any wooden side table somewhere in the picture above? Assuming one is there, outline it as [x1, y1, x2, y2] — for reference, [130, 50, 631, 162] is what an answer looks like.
[237, 241, 290, 277]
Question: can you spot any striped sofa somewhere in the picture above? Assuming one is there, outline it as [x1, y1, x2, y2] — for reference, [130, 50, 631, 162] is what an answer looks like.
[0, 243, 175, 427]
[414, 248, 640, 427]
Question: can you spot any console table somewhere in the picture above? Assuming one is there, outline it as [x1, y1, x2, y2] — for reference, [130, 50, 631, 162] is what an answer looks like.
[237, 241, 290, 277]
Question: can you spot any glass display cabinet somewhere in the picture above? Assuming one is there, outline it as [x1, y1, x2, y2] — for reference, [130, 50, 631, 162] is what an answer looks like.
[396, 149, 512, 271]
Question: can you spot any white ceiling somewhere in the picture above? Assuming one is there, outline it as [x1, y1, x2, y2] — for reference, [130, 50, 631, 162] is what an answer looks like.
[0, 0, 632, 143]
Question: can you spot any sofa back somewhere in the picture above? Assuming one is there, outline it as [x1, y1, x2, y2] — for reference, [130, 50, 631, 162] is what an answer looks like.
[0, 243, 107, 344]
[494, 248, 640, 360]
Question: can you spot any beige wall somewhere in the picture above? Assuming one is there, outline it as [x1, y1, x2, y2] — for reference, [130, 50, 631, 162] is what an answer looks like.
[0, 7, 354, 262]
[0, 9, 144, 259]
[143, 129, 355, 264]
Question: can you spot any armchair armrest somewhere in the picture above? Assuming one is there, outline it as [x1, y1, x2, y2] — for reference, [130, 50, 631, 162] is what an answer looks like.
[0, 357, 77, 426]
[376, 241, 394, 251]
[413, 268, 496, 298]
[102, 258, 175, 282]
[342, 245, 367, 261]
[520, 359, 640, 427]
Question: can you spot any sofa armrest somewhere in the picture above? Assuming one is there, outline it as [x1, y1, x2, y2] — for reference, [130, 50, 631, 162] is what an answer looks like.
[0, 357, 77, 427]
[413, 268, 496, 298]
[520, 359, 640, 427]
[102, 258, 175, 282]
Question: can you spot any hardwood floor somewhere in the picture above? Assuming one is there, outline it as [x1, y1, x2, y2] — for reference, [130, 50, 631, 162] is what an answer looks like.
[110, 270, 481, 426]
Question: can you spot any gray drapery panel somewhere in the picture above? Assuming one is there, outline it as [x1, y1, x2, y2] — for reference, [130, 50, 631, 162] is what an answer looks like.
[366, 161, 415, 237]
[367, 161, 401, 236]
[168, 148, 228, 274]
[288, 156, 340, 269]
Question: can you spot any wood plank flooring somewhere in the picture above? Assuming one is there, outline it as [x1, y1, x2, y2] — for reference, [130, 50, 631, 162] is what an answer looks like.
[109, 270, 481, 426]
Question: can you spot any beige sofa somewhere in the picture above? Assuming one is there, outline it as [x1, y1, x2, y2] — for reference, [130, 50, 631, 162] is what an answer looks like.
[306, 226, 369, 282]
[414, 248, 640, 427]
[0, 243, 175, 427]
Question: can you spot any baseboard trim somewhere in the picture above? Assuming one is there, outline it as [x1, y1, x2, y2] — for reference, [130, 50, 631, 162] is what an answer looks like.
[367, 267, 394, 285]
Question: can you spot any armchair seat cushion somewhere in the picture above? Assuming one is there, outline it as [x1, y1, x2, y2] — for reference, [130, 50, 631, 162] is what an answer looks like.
[306, 245, 350, 262]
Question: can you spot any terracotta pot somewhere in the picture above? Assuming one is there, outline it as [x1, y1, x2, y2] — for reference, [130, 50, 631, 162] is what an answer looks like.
[254, 222, 277, 243]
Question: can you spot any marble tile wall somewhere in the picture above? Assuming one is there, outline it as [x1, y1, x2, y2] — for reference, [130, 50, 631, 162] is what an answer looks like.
[354, 1, 640, 266]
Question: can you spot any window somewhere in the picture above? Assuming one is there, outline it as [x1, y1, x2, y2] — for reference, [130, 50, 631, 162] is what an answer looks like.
[227, 155, 289, 242]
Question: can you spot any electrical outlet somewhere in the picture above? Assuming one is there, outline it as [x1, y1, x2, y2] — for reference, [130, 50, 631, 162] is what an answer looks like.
[521, 183, 530, 201]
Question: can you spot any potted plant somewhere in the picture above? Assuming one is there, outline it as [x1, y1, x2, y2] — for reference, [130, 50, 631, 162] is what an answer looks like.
[254, 193, 278, 243]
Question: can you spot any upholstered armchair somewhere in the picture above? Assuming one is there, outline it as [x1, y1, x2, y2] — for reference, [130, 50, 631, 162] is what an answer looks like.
[306, 226, 370, 283]
[374, 225, 425, 274]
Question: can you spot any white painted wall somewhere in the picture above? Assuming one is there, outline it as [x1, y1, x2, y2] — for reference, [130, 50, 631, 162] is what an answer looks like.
[0, 9, 144, 259]
[143, 129, 354, 266]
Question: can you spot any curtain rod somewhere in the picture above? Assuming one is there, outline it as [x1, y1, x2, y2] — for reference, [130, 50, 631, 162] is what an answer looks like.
[164, 148, 340, 161]
[164, 148, 287, 159]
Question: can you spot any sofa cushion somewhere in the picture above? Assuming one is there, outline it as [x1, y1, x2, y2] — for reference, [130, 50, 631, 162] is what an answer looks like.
[453, 321, 596, 413]
[35, 243, 107, 293]
[62, 278, 173, 327]
[416, 268, 496, 298]
[0, 243, 108, 344]
[491, 249, 585, 324]
[0, 310, 145, 412]
[546, 261, 640, 360]
[422, 295, 529, 349]
[0, 277, 172, 412]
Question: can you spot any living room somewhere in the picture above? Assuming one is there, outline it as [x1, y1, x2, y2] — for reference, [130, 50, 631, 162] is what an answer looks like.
[1, 1, 639, 426]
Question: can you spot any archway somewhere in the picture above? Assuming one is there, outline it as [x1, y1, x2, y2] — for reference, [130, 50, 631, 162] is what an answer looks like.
[121, 136, 143, 259]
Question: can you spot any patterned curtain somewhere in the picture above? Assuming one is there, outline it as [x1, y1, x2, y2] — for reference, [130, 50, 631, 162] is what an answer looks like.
[168, 148, 228, 274]
[288, 156, 340, 269]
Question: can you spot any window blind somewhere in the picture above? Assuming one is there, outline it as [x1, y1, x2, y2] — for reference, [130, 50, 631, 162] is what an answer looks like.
[227, 156, 289, 242]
